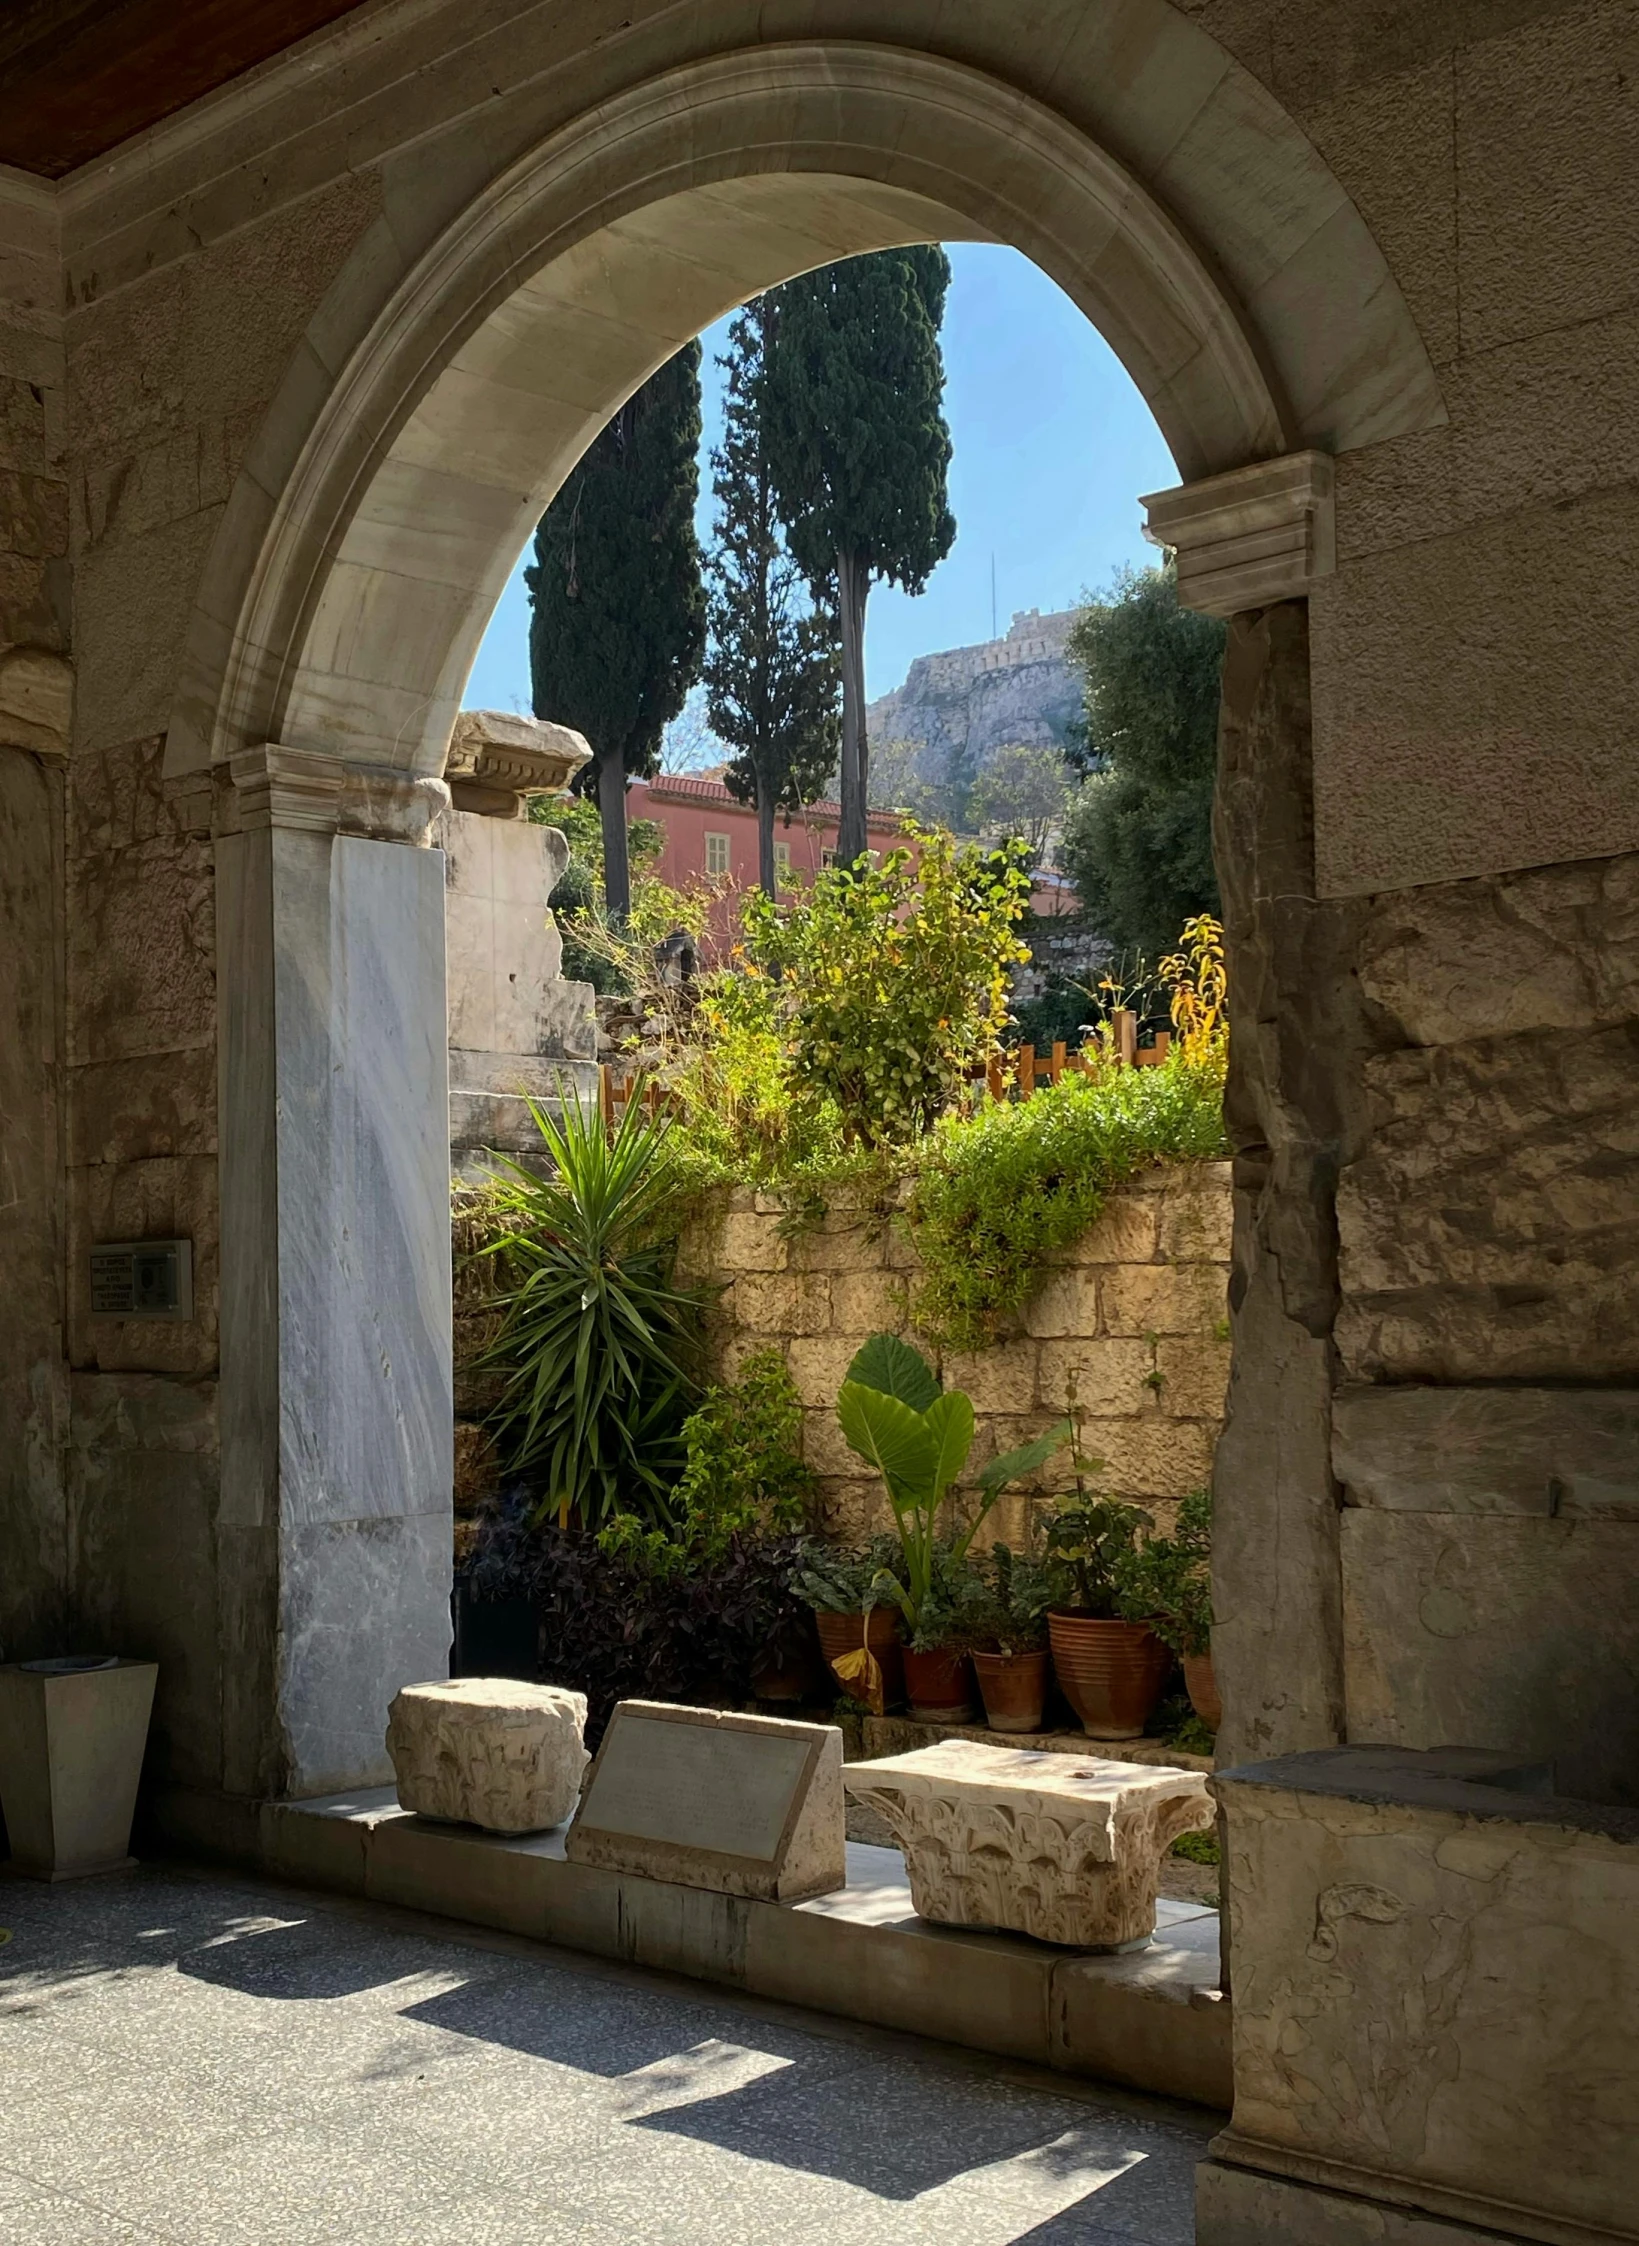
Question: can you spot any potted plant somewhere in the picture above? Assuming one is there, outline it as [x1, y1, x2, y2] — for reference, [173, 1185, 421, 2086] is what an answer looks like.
[1041, 1493, 1172, 1739]
[792, 1540, 905, 1715]
[899, 1545, 993, 1722]
[835, 1334, 1066, 1723]
[966, 1543, 1054, 1732]
[1124, 1489, 1217, 1731]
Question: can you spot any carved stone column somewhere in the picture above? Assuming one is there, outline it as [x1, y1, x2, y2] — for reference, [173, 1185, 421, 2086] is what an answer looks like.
[1141, 453, 1358, 1772]
[213, 746, 454, 1798]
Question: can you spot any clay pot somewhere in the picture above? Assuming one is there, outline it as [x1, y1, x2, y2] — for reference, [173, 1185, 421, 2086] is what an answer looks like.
[1048, 1612, 1171, 1739]
[972, 1648, 1048, 1733]
[901, 1645, 977, 1723]
[1182, 1650, 1222, 1733]
[814, 1608, 903, 1715]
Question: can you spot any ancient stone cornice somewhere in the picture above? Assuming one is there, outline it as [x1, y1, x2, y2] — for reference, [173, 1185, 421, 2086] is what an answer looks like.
[1141, 451, 1335, 619]
[444, 709, 590, 818]
[223, 745, 449, 842]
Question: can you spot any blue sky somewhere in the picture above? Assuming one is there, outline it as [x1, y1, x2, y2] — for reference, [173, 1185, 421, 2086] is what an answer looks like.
[463, 241, 1176, 720]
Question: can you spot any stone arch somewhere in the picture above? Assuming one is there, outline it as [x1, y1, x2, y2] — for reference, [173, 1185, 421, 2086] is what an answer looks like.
[166, 38, 1441, 782]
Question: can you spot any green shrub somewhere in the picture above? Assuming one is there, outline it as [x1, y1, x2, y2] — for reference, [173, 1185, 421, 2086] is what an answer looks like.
[664, 968, 856, 1189]
[673, 1349, 818, 1550]
[741, 826, 1032, 1148]
[835, 1333, 1066, 1643]
[1170, 1828, 1219, 1866]
[475, 1091, 705, 1530]
[906, 1054, 1228, 1349]
[1123, 1486, 1213, 1655]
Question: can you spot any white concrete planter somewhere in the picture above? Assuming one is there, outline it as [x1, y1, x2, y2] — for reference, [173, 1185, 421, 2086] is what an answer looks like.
[0, 1658, 158, 1879]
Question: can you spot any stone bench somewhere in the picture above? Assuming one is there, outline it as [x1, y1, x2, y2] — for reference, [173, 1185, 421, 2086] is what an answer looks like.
[843, 1738, 1214, 1949]
[386, 1678, 588, 1835]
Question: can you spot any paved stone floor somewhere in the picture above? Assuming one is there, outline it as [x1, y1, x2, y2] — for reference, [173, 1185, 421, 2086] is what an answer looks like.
[0, 1865, 1211, 2245]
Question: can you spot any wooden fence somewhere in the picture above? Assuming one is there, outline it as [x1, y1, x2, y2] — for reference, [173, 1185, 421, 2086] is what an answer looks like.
[599, 1009, 1170, 1128]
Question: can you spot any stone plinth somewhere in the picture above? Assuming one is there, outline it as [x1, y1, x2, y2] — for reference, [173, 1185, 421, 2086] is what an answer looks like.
[843, 1739, 1213, 1949]
[386, 1678, 588, 1835]
[1201, 1745, 1639, 2246]
[565, 1700, 846, 1902]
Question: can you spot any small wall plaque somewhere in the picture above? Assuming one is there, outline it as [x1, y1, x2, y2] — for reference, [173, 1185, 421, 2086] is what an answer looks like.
[89, 1239, 193, 1319]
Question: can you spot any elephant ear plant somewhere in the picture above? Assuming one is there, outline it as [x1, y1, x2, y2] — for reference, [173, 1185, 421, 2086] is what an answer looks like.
[835, 1333, 1066, 1642]
[476, 1085, 706, 1530]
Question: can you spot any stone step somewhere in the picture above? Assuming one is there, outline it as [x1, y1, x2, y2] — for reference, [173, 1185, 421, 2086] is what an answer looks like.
[261, 1788, 1231, 2113]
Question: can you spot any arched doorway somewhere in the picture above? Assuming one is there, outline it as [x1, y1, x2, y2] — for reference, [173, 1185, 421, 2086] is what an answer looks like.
[170, 35, 1440, 1801]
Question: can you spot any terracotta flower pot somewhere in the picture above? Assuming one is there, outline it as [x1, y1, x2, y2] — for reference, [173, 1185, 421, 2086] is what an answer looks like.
[814, 1608, 903, 1715]
[1182, 1650, 1222, 1733]
[972, 1648, 1048, 1733]
[1047, 1612, 1171, 1739]
[901, 1645, 977, 1722]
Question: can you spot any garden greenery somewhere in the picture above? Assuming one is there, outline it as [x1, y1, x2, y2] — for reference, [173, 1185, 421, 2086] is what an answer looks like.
[475, 1092, 704, 1531]
[834, 1334, 1066, 1643]
[740, 826, 1032, 1148]
[906, 1058, 1227, 1350]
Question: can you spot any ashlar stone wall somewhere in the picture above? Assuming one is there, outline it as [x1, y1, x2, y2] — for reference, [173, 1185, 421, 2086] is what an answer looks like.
[676, 1165, 1233, 1550]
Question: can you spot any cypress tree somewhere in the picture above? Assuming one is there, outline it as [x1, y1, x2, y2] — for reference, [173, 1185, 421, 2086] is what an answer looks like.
[526, 344, 706, 919]
[701, 300, 840, 897]
[762, 248, 956, 865]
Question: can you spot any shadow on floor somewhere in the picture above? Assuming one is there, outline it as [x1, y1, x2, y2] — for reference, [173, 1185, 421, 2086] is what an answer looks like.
[176, 1916, 435, 2001]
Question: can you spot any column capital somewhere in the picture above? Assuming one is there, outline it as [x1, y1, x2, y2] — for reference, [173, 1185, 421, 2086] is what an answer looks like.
[443, 709, 591, 818]
[1141, 450, 1335, 618]
[222, 745, 449, 842]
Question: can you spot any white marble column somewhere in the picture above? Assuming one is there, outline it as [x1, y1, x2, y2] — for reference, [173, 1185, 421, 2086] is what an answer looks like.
[216, 747, 454, 1798]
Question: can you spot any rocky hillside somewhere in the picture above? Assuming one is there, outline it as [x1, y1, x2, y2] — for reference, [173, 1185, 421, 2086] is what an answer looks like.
[866, 608, 1081, 795]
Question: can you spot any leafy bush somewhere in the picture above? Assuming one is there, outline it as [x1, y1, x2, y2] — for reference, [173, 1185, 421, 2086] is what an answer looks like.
[534, 792, 717, 998]
[961, 1542, 1056, 1654]
[463, 1490, 807, 1747]
[1041, 1496, 1155, 1618]
[835, 1333, 1065, 1642]
[907, 1053, 1227, 1349]
[790, 1534, 904, 1615]
[663, 967, 854, 1188]
[1123, 1486, 1212, 1655]
[475, 1092, 705, 1529]
[741, 826, 1032, 1148]
[672, 1349, 818, 1552]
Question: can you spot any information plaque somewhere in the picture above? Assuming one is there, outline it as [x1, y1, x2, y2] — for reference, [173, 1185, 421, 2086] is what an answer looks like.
[564, 1700, 846, 1902]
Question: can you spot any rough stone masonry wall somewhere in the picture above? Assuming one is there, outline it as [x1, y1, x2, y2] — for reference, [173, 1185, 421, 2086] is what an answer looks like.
[675, 1167, 1233, 1552]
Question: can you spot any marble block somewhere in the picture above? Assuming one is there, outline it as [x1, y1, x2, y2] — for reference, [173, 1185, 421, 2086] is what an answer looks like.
[843, 1740, 1213, 1949]
[564, 1701, 846, 1902]
[1204, 1746, 1639, 2246]
[386, 1678, 588, 1834]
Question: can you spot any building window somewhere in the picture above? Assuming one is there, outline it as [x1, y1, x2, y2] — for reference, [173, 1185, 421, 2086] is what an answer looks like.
[705, 831, 730, 876]
[820, 846, 836, 868]
[773, 840, 792, 878]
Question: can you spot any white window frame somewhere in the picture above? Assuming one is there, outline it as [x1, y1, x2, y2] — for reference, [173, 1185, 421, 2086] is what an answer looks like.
[704, 830, 731, 877]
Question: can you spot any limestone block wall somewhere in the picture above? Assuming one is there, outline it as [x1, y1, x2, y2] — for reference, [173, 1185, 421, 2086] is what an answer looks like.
[1330, 850, 1639, 1807]
[676, 1166, 1233, 1550]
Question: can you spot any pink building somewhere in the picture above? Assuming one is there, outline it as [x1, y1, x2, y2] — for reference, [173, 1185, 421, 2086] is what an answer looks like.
[626, 772, 908, 946]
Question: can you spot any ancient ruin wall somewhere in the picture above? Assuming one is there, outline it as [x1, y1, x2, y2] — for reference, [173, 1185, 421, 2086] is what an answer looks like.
[675, 1166, 1233, 1549]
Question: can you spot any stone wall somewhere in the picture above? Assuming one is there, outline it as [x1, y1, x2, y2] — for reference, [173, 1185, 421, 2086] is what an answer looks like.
[676, 1167, 1233, 1550]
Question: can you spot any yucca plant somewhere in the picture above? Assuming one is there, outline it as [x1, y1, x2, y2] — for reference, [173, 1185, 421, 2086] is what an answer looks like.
[475, 1086, 705, 1530]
